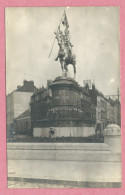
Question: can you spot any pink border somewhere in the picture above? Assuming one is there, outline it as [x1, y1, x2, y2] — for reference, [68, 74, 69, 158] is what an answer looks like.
[0, 0, 125, 194]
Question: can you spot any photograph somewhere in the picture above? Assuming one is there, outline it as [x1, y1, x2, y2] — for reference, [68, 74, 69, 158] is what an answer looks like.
[6, 6, 121, 188]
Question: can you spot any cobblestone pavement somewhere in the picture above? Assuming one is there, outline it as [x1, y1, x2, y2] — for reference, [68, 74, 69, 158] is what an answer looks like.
[8, 180, 73, 188]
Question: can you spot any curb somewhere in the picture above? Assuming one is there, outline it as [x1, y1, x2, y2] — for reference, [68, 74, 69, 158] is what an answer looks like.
[8, 177, 122, 188]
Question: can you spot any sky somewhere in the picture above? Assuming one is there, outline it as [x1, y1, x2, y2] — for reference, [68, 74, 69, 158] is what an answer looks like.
[6, 7, 120, 96]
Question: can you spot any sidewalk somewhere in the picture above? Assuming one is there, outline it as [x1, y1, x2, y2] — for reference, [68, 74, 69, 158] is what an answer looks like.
[7, 159, 121, 188]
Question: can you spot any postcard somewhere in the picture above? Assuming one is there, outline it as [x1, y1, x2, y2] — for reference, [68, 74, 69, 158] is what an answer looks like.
[0, 0, 125, 195]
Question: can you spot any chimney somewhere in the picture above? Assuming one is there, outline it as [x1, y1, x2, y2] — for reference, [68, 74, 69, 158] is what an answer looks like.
[85, 83, 89, 90]
[17, 85, 21, 89]
[92, 83, 95, 91]
[23, 80, 34, 87]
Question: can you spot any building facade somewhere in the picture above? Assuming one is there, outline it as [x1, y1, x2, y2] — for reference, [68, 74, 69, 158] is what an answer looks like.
[15, 109, 31, 135]
[108, 98, 121, 125]
[89, 84, 121, 131]
[6, 80, 36, 129]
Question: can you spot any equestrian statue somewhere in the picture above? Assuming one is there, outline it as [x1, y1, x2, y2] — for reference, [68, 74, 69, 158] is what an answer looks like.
[54, 11, 76, 79]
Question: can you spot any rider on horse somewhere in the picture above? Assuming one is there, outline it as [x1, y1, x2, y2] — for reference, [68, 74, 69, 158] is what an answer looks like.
[54, 12, 76, 78]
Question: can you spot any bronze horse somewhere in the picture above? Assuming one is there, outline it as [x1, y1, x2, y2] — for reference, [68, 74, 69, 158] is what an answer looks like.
[55, 44, 76, 78]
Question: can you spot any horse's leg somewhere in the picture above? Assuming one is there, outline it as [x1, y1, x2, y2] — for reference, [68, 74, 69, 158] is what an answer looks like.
[64, 62, 68, 71]
[60, 59, 65, 76]
[64, 62, 68, 77]
[60, 60, 63, 71]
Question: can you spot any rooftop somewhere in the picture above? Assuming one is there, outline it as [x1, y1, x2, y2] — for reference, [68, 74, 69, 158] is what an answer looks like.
[16, 80, 36, 92]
